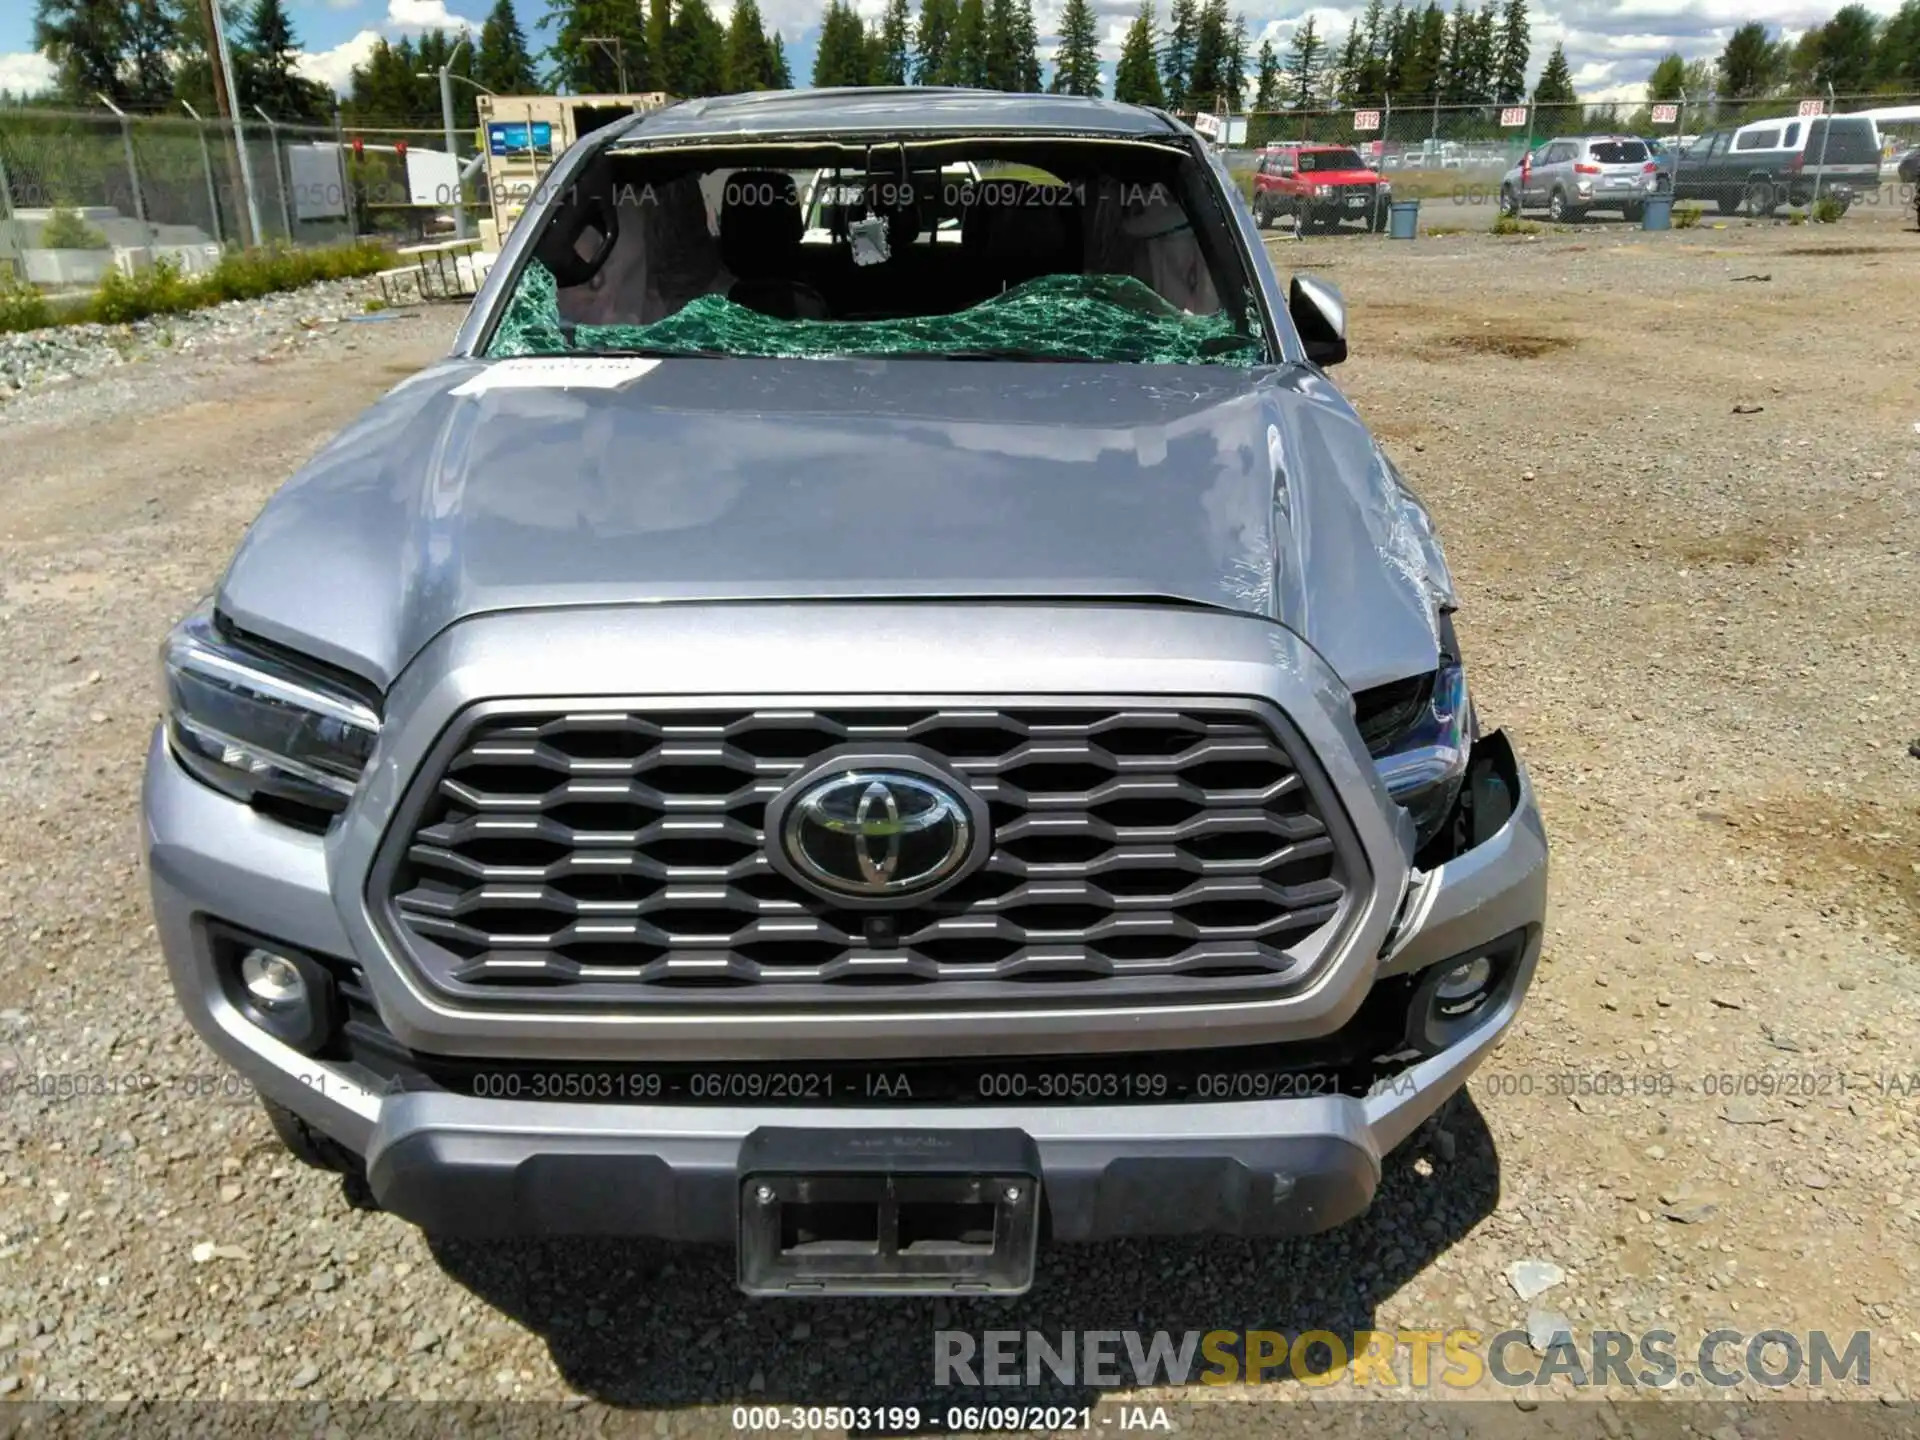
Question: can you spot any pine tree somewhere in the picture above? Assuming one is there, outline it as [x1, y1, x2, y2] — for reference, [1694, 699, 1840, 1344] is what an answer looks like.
[984, 0, 1037, 90]
[916, 0, 955, 83]
[243, 0, 330, 120]
[646, 0, 671, 87]
[477, 0, 538, 94]
[1331, 24, 1362, 104]
[721, 0, 769, 90]
[1113, 0, 1164, 105]
[812, 0, 869, 85]
[32, 0, 130, 105]
[1186, 0, 1228, 110]
[1717, 21, 1785, 98]
[1438, 0, 1472, 103]
[1352, 0, 1388, 100]
[768, 30, 792, 85]
[1530, 39, 1575, 131]
[1051, 0, 1101, 96]
[1878, 1, 1920, 90]
[871, 0, 912, 83]
[1161, 0, 1198, 109]
[1810, 5, 1878, 94]
[413, 28, 479, 123]
[1285, 16, 1323, 108]
[1383, 3, 1411, 94]
[1013, 0, 1041, 89]
[118, 0, 175, 110]
[1493, 0, 1527, 103]
[347, 36, 437, 124]
[544, 0, 648, 93]
[1223, 13, 1247, 107]
[949, 0, 989, 85]
[1406, 2, 1445, 100]
[1252, 37, 1279, 109]
[669, 0, 725, 94]
[1465, 0, 1497, 102]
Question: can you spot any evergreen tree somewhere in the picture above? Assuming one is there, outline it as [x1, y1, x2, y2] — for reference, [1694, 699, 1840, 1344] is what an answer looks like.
[32, 0, 130, 105]
[1186, 0, 1228, 109]
[1113, 0, 1164, 105]
[1465, 0, 1497, 102]
[1330, 23, 1362, 104]
[347, 36, 438, 124]
[949, 0, 989, 85]
[1437, 1, 1472, 103]
[1875, 0, 1920, 89]
[647, 0, 671, 87]
[1717, 21, 1786, 98]
[244, 0, 331, 120]
[982, 0, 1037, 90]
[721, 0, 767, 90]
[1013, 0, 1042, 89]
[118, 0, 175, 110]
[1530, 39, 1575, 131]
[1051, 0, 1101, 95]
[476, 0, 538, 94]
[1405, 2, 1446, 100]
[812, 0, 869, 85]
[1161, 0, 1197, 109]
[1493, 0, 1527, 103]
[1809, 5, 1879, 94]
[1252, 36, 1279, 109]
[413, 28, 479, 123]
[1383, 3, 1412, 94]
[916, 0, 955, 83]
[1285, 16, 1323, 107]
[669, 0, 725, 94]
[871, 0, 912, 83]
[1351, 0, 1388, 100]
[768, 30, 792, 85]
[1224, 13, 1247, 107]
[1646, 52, 1686, 101]
[544, 0, 647, 93]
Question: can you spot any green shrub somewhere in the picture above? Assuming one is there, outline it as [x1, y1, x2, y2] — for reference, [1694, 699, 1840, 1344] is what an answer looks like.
[1810, 194, 1846, 224]
[40, 206, 109, 250]
[0, 271, 54, 334]
[1673, 203, 1704, 229]
[1490, 214, 1542, 236]
[89, 256, 199, 324]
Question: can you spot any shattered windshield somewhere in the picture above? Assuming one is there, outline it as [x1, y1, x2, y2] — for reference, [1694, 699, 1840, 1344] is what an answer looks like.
[484, 142, 1270, 366]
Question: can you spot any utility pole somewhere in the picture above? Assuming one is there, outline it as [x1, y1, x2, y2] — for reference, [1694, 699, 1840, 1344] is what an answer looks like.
[204, 0, 263, 246]
[428, 39, 472, 240]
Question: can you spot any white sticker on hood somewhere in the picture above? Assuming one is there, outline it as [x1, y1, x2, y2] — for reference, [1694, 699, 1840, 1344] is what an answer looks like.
[450, 357, 660, 395]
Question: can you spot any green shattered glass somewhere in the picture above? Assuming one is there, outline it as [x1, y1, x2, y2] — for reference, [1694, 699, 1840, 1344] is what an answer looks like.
[487, 259, 1263, 365]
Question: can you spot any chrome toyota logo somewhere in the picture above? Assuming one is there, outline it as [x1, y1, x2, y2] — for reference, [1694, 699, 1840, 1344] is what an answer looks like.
[777, 770, 975, 899]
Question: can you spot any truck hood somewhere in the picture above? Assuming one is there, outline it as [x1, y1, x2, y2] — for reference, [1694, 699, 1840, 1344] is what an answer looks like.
[218, 356, 1452, 694]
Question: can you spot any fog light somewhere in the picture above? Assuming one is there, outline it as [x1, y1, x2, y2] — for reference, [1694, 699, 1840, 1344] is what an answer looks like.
[240, 949, 306, 1010]
[1433, 954, 1493, 1017]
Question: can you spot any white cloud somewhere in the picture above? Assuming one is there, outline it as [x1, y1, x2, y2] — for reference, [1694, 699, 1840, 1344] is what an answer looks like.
[385, 0, 481, 34]
[294, 0, 481, 94]
[0, 51, 56, 96]
[297, 29, 384, 94]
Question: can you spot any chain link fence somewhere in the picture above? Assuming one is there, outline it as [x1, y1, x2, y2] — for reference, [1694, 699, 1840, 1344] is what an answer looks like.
[0, 105, 486, 286]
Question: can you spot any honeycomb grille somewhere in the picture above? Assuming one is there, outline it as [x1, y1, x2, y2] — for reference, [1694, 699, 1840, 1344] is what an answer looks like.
[385, 705, 1350, 998]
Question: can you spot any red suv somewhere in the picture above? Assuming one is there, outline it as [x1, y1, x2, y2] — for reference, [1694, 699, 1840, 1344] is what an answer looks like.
[1252, 144, 1391, 233]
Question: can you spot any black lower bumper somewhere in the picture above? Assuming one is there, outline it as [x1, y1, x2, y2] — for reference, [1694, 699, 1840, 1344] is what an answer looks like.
[368, 1123, 1379, 1245]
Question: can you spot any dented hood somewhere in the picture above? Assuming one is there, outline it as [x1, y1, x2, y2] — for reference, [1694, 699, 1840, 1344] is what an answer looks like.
[218, 356, 1452, 693]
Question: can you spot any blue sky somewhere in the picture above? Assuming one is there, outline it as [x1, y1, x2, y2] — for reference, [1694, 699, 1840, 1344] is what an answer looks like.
[1, 0, 1905, 104]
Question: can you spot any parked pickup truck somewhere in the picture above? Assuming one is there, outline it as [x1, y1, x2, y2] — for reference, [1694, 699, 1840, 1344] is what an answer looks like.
[144, 89, 1546, 1297]
[1253, 144, 1393, 233]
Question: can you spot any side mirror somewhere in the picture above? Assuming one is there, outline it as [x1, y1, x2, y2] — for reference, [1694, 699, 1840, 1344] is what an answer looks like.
[1289, 273, 1347, 368]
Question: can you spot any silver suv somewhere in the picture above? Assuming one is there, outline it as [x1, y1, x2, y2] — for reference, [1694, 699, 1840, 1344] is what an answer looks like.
[143, 89, 1548, 1296]
[1501, 135, 1657, 221]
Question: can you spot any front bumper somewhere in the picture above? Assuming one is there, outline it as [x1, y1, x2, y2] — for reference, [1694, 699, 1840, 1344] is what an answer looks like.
[144, 705, 1548, 1242]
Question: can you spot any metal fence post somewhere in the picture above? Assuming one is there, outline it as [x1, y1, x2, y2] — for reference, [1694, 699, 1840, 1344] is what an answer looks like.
[333, 105, 355, 240]
[96, 94, 151, 239]
[255, 106, 293, 240]
[181, 100, 225, 246]
[1810, 82, 1835, 209]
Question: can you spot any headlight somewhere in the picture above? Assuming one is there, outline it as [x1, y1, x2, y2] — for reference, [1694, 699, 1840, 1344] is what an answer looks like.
[1353, 614, 1473, 851]
[1314, 183, 1334, 198]
[161, 603, 379, 821]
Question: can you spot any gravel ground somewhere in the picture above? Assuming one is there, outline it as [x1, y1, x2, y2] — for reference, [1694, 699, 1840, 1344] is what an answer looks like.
[0, 222, 1916, 1434]
[0, 275, 391, 413]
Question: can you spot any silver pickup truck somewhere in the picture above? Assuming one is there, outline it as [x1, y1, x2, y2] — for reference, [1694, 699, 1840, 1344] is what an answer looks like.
[143, 87, 1547, 1297]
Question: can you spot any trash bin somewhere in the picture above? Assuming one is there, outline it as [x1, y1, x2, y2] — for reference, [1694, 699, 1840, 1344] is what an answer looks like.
[1387, 200, 1420, 240]
[1641, 194, 1673, 231]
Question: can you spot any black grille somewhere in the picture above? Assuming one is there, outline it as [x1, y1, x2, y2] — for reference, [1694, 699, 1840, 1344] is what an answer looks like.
[384, 705, 1349, 998]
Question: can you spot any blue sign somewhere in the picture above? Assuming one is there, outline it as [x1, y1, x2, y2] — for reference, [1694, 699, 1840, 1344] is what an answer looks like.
[487, 122, 553, 158]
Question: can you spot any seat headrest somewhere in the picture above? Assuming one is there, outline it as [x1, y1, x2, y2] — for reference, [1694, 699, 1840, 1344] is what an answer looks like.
[718, 170, 802, 278]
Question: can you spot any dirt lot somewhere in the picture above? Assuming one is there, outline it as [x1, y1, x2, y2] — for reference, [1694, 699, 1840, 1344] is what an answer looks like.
[0, 215, 1916, 1429]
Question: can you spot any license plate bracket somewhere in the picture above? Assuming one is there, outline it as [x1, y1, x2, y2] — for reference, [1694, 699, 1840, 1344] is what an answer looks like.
[737, 1127, 1041, 1295]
